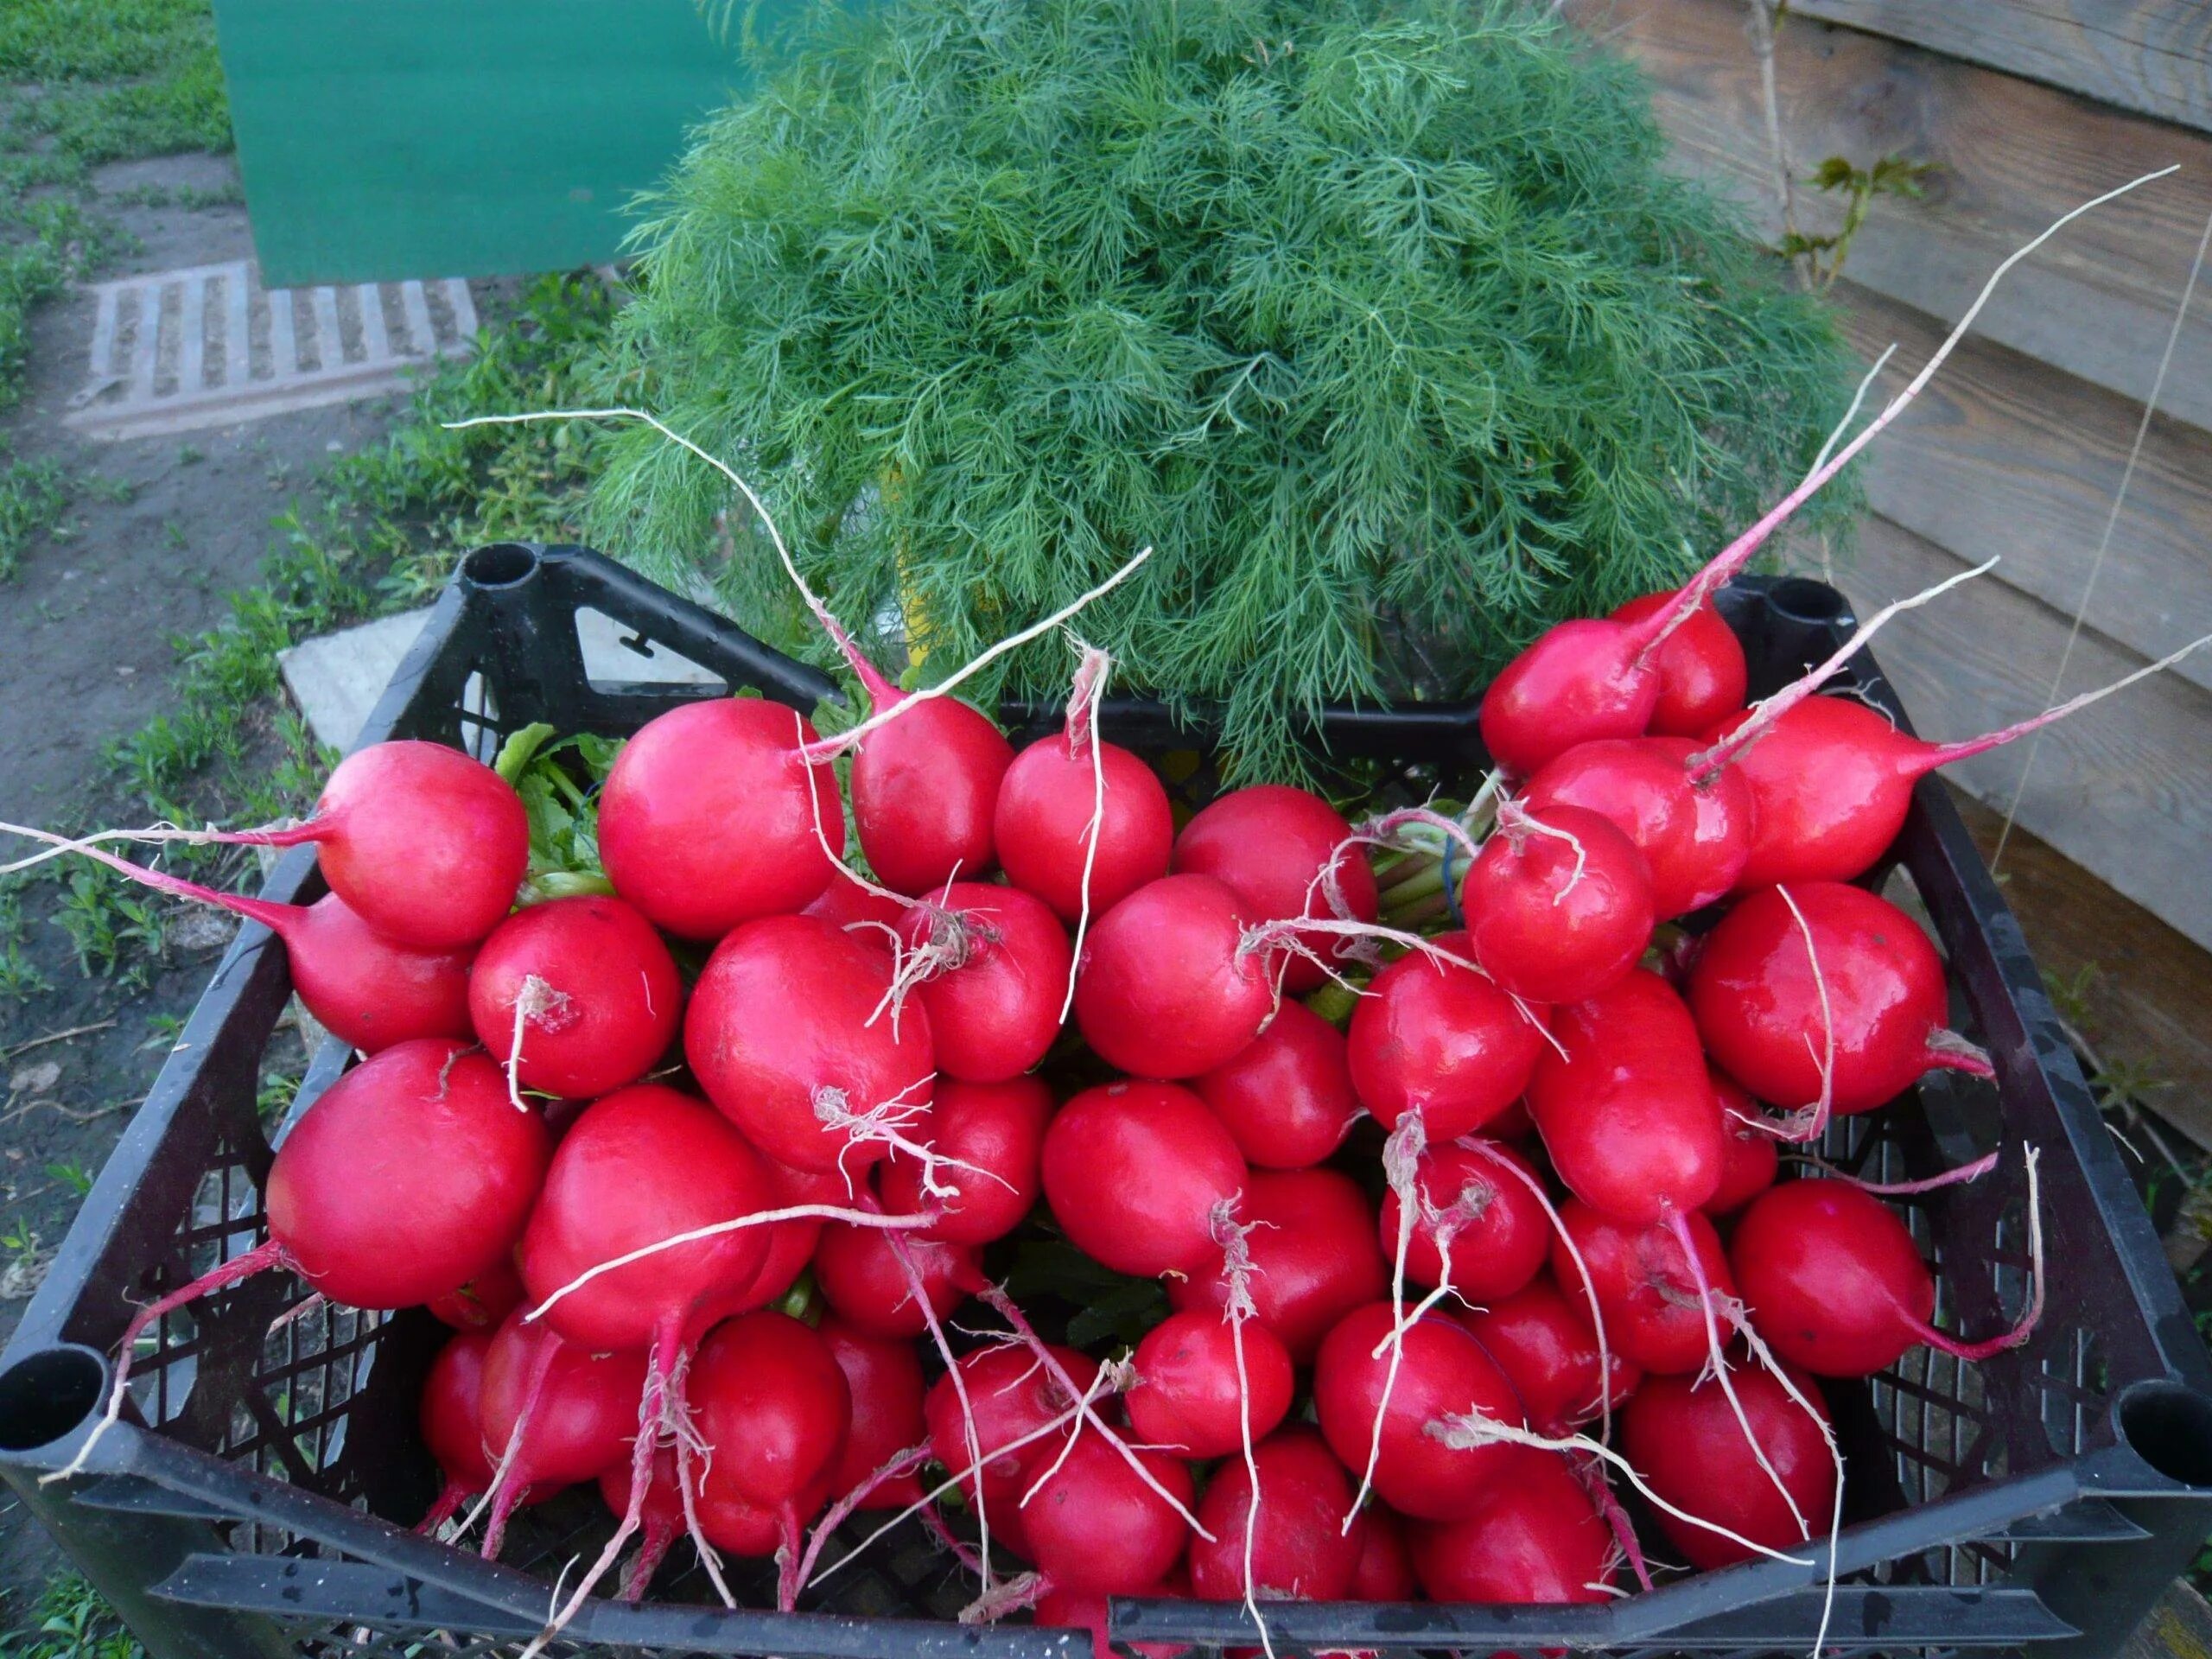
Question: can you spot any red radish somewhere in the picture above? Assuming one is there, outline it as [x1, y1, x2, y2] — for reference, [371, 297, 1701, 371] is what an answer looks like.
[1035, 1580, 1192, 1659]
[1520, 736, 1754, 918]
[429, 1255, 524, 1332]
[1688, 881, 1992, 1116]
[1549, 1199, 1732, 1376]
[686, 913, 938, 1174]
[1465, 802, 1655, 1004]
[477, 1311, 649, 1556]
[995, 722, 1173, 925]
[1072, 875, 1275, 1079]
[696, 1470, 830, 1560]
[1619, 1363, 1834, 1570]
[1021, 1427, 1196, 1595]
[1528, 969, 1724, 1224]
[1188, 1425, 1362, 1602]
[1611, 588, 1748, 736]
[841, 646, 1014, 894]
[597, 698, 842, 939]
[814, 1220, 981, 1338]
[804, 868, 911, 936]
[467, 894, 682, 1101]
[1707, 1073, 1782, 1216]
[1170, 1167, 1388, 1363]
[1344, 930, 1544, 1142]
[879, 1076, 1051, 1246]
[1730, 1177, 2040, 1375]
[925, 1343, 1103, 1502]
[819, 1315, 929, 1511]
[733, 1157, 849, 1312]
[1313, 1305, 1529, 1521]
[416, 1332, 505, 1533]
[1406, 1452, 1614, 1604]
[597, 1447, 685, 1601]
[1172, 785, 1380, 994]
[898, 884, 1071, 1083]
[1041, 1081, 1247, 1279]
[1345, 1505, 1418, 1600]
[1457, 1277, 1640, 1436]
[690, 1310, 852, 1510]
[1377, 1138, 1549, 1302]
[1478, 616, 1669, 780]
[1128, 1309, 1294, 1459]
[1194, 999, 1357, 1170]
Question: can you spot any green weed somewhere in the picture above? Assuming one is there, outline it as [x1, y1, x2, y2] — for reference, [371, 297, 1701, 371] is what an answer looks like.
[0, 454, 69, 578]
[44, 1160, 92, 1197]
[49, 865, 164, 982]
[0, 1572, 143, 1659]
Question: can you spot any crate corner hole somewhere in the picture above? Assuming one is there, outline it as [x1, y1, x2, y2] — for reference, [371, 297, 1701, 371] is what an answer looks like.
[2115, 1379, 2212, 1489]
[0, 1344, 108, 1454]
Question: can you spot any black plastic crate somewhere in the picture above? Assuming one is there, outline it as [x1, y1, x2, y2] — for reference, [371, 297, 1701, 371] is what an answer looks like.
[1, 541, 2208, 1659]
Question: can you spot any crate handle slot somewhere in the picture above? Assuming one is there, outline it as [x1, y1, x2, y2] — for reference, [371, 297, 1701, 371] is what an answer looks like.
[2114, 1379, 2212, 1490]
[0, 1344, 109, 1456]
[461, 542, 541, 590]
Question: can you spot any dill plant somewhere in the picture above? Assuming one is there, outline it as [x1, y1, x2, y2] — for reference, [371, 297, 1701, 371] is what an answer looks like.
[594, 0, 1857, 777]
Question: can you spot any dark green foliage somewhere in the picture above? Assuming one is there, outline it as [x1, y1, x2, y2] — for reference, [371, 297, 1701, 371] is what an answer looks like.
[596, 0, 1858, 776]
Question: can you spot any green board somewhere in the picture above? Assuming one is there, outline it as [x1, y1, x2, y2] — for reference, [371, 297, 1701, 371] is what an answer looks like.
[211, 0, 754, 287]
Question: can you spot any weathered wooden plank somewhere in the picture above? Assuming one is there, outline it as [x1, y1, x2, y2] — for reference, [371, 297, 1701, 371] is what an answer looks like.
[1567, 0, 2212, 432]
[1789, 1, 2212, 139]
[1841, 513, 2212, 953]
[1831, 281, 2212, 698]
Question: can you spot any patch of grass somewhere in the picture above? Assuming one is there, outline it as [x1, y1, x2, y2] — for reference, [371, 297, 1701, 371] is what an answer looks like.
[0, 0, 229, 175]
[49, 864, 165, 983]
[0, 197, 111, 408]
[0, 883, 49, 997]
[0, 1572, 143, 1659]
[0, 452, 68, 578]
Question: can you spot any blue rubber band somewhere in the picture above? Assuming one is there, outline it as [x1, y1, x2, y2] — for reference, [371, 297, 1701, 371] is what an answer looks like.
[1440, 833, 1465, 929]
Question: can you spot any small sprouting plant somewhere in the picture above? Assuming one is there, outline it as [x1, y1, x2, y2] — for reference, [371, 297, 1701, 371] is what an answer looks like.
[1780, 153, 1937, 289]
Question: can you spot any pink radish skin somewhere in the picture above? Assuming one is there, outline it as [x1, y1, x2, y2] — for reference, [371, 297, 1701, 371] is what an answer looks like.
[429, 1255, 524, 1332]
[686, 913, 938, 1173]
[1611, 589, 1749, 737]
[813, 1219, 981, 1339]
[690, 1310, 852, 1510]
[1021, 1427, 1197, 1596]
[1041, 1080, 1247, 1279]
[1707, 1073, 1782, 1216]
[1528, 969, 1725, 1224]
[1314, 1304, 1531, 1521]
[1346, 1506, 1419, 1601]
[842, 648, 1014, 894]
[925, 1343, 1103, 1502]
[1521, 737, 1754, 918]
[596, 1447, 686, 1601]
[1171, 1167, 1389, 1363]
[598, 698, 842, 940]
[1620, 1363, 1834, 1570]
[1188, 1425, 1363, 1603]
[1456, 1276, 1640, 1436]
[819, 1315, 929, 1512]
[1377, 1138, 1550, 1301]
[696, 1469, 830, 1560]
[1072, 874, 1275, 1079]
[478, 1312, 648, 1556]
[899, 883, 1071, 1083]
[1128, 1309, 1295, 1459]
[1688, 881, 1993, 1116]
[995, 732, 1173, 923]
[1345, 929, 1545, 1142]
[1035, 1580, 1192, 1659]
[467, 895, 683, 1100]
[1479, 619, 1667, 781]
[1465, 803, 1656, 1004]
[416, 1331, 510, 1532]
[804, 868, 911, 937]
[1550, 1199, 1733, 1375]
[1194, 999, 1357, 1170]
[1407, 1452, 1615, 1604]
[1172, 785, 1380, 994]
[880, 1076, 1052, 1246]
[732, 1157, 849, 1313]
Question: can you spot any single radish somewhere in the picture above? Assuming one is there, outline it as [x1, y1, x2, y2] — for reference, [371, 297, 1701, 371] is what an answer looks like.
[1170, 1167, 1387, 1363]
[1313, 1304, 1529, 1521]
[690, 1310, 852, 1512]
[1128, 1309, 1294, 1459]
[1730, 1178, 2040, 1376]
[429, 1254, 524, 1332]
[477, 1311, 648, 1557]
[819, 1315, 929, 1511]
[880, 1075, 1052, 1246]
[1188, 1424, 1362, 1603]
[1172, 785, 1380, 994]
[597, 698, 842, 939]
[1456, 1277, 1640, 1436]
[1610, 588, 1748, 736]
[925, 1343, 1103, 1502]
[597, 1446, 686, 1601]
[686, 913, 938, 1173]
[1520, 736, 1754, 918]
[1406, 1452, 1614, 1604]
[813, 1219, 981, 1338]
[1707, 1072, 1782, 1216]
[1345, 1505, 1418, 1600]
[1344, 929, 1544, 1142]
[1021, 1427, 1196, 1596]
[1377, 1138, 1550, 1302]
[1465, 801, 1655, 1004]
[1194, 999, 1357, 1170]
[1619, 1363, 1834, 1570]
[1041, 1080, 1247, 1278]
[467, 894, 683, 1101]
[1549, 1199, 1733, 1376]
[1073, 874, 1275, 1079]
[1688, 881, 1992, 1116]
[840, 647, 1015, 895]
[1528, 969, 1724, 1224]
[995, 719, 1173, 925]
[804, 868, 911, 936]
[898, 883, 1071, 1083]
[1478, 616, 1669, 780]
[416, 1331, 506, 1533]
